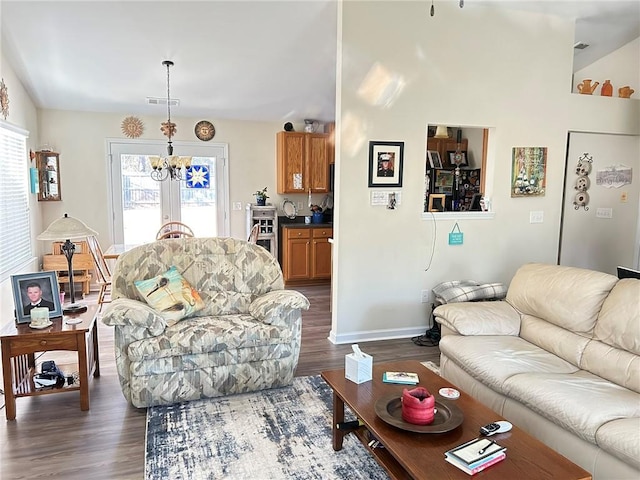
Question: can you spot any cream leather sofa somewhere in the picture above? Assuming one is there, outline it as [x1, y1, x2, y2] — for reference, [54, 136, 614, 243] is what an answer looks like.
[102, 237, 309, 408]
[434, 263, 639, 480]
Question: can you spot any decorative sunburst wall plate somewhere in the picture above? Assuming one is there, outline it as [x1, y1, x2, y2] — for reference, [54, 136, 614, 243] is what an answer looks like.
[121, 116, 144, 138]
[0, 79, 9, 120]
[195, 120, 215, 141]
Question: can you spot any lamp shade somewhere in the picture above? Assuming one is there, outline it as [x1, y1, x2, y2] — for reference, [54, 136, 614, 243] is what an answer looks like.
[37, 213, 97, 241]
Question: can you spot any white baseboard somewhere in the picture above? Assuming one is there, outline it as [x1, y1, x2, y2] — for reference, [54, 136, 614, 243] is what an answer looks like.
[328, 326, 427, 345]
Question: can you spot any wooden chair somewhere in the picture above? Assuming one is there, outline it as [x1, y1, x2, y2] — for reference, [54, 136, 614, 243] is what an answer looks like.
[156, 221, 195, 240]
[248, 223, 260, 244]
[85, 235, 112, 312]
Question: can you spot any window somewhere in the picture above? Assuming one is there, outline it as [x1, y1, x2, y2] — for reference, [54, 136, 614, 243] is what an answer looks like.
[0, 121, 31, 281]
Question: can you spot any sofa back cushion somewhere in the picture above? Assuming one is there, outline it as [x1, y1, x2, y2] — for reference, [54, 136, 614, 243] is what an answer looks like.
[112, 237, 284, 315]
[580, 279, 640, 393]
[506, 263, 618, 335]
[595, 279, 640, 355]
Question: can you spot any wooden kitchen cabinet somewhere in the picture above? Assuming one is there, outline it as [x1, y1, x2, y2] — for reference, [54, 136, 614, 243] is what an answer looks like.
[311, 228, 332, 279]
[282, 226, 333, 284]
[277, 131, 329, 194]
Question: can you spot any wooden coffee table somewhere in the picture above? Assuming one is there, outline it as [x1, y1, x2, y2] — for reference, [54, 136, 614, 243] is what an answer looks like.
[321, 360, 591, 480]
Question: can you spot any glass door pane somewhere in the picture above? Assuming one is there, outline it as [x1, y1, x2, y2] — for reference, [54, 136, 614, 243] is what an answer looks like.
[109, 141, 229, 245]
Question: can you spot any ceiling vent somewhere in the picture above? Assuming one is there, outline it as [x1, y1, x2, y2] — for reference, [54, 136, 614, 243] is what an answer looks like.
[574, 42, 589, 50]
[146, 97, 180, 106]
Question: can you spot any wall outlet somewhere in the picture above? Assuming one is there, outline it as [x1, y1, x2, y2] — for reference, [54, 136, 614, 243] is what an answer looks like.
[297, 202, 303, 210]
[529, 211, 544, 223]
[621, 192, 628, 203]
[421, 290, 431, 303]
[596, 207, 613, 219]
[232, 202, 242, 211]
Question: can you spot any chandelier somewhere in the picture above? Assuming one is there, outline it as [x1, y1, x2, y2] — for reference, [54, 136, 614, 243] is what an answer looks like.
[149, 60, 192, 181]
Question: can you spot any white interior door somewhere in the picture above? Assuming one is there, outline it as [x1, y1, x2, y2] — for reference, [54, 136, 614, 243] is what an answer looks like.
[108, 140, 229, 244]
[559, 132, 640, 273]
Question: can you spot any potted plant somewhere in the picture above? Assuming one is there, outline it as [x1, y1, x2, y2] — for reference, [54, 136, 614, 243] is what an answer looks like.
[255, 187, 269, 206]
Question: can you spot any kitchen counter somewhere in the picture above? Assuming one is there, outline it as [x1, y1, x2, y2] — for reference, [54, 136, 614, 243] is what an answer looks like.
[281, 223, 333, 229]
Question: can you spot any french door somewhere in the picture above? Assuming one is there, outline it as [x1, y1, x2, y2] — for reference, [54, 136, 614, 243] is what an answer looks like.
[108, 140, 229, 244]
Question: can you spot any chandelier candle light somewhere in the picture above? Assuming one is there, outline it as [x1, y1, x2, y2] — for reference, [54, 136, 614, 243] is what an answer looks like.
[149, 60, 192, 181]
[37, 214, 97, 315]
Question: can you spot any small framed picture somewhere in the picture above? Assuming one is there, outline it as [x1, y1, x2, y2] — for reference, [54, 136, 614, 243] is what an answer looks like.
[368, 141, 404, 187]
[11, 271, 62, 324]
[448, 151, 468, 167]
[428, 194, 447, 212]
[427, 150, 442, 169]
[470, 193, 483, 211]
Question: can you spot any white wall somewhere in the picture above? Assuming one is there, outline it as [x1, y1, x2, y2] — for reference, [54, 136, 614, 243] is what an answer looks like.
[330, 1, 639, 343]
[36, 112, 318, 246]
[0, 53, 41, 330]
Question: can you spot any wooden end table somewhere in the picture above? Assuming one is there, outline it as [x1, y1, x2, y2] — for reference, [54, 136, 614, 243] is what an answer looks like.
[1, 304, 100, 420]
[321, 360, 591, 480]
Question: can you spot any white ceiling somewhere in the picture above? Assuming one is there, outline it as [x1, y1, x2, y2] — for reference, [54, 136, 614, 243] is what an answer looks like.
[2, 1, 638, 123]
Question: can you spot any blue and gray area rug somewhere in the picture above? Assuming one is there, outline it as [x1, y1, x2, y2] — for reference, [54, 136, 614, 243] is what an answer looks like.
[145, 375, 388, 479]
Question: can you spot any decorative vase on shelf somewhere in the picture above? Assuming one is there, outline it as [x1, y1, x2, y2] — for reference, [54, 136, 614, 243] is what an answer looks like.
[600, 80, 613, 97]
[619, 86, 635, 98]
[577, 79, 599, 95]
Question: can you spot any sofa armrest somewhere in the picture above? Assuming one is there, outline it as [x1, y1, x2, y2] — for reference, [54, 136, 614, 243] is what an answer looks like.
[249, 290, 310, 325]
[434, 301, 521, 336]
[101, 298, 168, 336]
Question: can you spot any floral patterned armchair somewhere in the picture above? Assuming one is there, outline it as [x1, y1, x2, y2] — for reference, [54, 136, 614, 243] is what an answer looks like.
[101, 237, 309, 408]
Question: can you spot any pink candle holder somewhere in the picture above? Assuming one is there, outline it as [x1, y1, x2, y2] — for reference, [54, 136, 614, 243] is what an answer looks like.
[401, 387, 435, 425]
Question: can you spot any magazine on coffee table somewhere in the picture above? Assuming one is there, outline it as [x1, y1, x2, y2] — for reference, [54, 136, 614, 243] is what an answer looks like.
[382, 371, 419, 384]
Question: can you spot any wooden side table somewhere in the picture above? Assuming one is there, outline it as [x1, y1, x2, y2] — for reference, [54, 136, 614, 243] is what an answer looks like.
[0, 304, 100, 420]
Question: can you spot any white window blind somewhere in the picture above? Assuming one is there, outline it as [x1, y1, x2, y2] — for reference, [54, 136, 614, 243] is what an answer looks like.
[0, 122, 31, 281]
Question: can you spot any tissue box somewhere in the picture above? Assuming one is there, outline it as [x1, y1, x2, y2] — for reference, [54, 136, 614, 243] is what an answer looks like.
[345, 352, 372, 384]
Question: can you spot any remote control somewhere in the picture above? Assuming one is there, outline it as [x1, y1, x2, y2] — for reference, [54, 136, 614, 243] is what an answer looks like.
[480, 420, 512, 436]
[480, 423, 500, 436]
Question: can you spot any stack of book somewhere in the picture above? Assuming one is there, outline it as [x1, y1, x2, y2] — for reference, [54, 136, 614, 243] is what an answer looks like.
[444, 437, 506, 475]
[382, 371, 419, 385]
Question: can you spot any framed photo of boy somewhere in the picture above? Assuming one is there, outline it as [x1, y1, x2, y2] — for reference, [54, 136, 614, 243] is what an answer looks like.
[368, 141, 404, 187]
[11, 271, 63, 324]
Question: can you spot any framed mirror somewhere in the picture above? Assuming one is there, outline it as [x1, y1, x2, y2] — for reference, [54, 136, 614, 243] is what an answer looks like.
[36, 151, 61, 201]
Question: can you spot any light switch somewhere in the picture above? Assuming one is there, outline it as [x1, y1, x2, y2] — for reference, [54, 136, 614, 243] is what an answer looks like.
[596, 208, 613, 219]
[529, 211, 544, 223]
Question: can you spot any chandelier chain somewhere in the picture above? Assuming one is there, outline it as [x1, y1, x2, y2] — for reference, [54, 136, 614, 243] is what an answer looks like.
[166, 61, 172, 142]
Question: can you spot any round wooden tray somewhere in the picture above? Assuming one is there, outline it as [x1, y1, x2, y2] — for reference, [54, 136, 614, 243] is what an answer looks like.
[374, 393, 463, 433]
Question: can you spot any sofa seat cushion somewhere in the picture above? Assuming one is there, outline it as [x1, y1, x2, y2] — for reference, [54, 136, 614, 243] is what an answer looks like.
[129, 342, 295, 376]
[503, 370, 640, 444]
[439, 335, 579, 394]
[127, 314, 292, 361]
[595, 417, 640, 470]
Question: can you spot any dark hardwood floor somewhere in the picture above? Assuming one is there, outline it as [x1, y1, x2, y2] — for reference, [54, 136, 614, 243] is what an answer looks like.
[0, 284, 439, 479]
